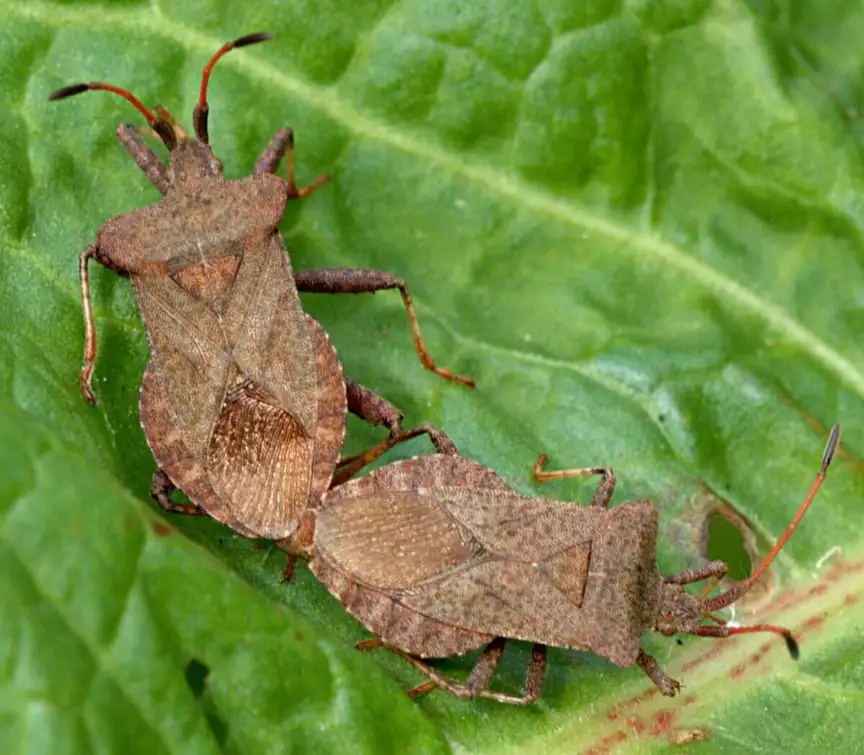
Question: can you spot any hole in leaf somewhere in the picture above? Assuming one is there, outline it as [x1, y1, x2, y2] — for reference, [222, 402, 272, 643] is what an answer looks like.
[693, 496, 773, 609]
[184, 659, 229, 747]
[705, 513, 751, 581]
[185, 658, 210, 698]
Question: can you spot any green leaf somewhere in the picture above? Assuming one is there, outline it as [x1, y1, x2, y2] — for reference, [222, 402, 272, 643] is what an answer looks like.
[2, 1, 863, 753]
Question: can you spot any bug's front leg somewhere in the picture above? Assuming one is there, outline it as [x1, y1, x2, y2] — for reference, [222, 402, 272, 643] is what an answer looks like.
[636, 649, 681, 697]
[116, 123, 169, 194]
[79, 244, 103, 405]
[253, 128, 329, 198]
[79, 244, 130, 405]
[664, 561, 728, 586]
[294, 268, 475, 388]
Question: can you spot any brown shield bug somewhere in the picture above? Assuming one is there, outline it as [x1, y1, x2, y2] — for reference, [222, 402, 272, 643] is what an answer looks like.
[49, 33, 471, 541]
[295, 424, 839, 704]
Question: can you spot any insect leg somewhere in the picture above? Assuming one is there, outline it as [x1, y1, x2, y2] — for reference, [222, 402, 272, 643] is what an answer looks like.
[150, 469, 207, 516]
[522, 644, 549, 702]
[253, 128, 329, 197]
[636, 648, 681, 697]
[394, 640, 538, 706]
[293, 268, 475, 387]
[663, 561, 728, 585]
[79, 244, 105, 405]
[475, 642, 547, 705]
[342, 375, 406, 437]
[531, 454, 616, 507]
[463, 637, 507, 694]
[153, 106, 189, 141]
[332, 422, 458, 487]
[281, 555, 297, 583]
[116, 123, 169, 193]
[342, 376, 457, 450]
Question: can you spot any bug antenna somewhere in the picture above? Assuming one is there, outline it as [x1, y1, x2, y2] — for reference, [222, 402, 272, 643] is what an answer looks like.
[702, 424, 840, 613]
[48, 82, 177, 150]
[694, 623, 799, 659]
[48, 84, 91, 100]
[193, 31, 273, 144]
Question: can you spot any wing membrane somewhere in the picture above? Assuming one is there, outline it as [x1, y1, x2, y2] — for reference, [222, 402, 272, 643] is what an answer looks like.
[315, 490, 485, 591]
[207, 380, 313, 538]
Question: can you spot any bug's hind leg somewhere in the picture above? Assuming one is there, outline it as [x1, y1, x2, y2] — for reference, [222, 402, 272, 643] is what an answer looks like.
[294, 268, 475, 387]
[392, 639, 547, 706]
[532, 455, 616, 508]
[150, 469, 207, 516]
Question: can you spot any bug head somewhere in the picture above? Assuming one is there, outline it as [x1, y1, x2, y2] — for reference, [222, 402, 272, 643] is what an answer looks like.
[48, 32, 273, 186]
[656, 582, 702, 636]
[656, 424, 840, 660]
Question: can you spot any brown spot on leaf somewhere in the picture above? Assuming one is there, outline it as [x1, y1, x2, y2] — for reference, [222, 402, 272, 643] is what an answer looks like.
[800, 614, 826, 633]
[151, 521, 171, 537]
[669, 727, 708, 745]
[748, 641, 773, 667]
[626, 716, 646, 734]
[607, 687, 658, 721]
[682, 642, 724, 673]
[583, 730, 628, 755]
[651, 710, 676, 736]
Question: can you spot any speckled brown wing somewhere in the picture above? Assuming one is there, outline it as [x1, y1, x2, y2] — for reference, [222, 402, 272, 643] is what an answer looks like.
[215, 231, 318, 436]
[316, 489, 487, 591]
[401, 498, 660, 668]
[316, 455, 517, 584]
[313, 487, 496, 658]
[302, 316, 346, 509]
[135, 223, 320, 538]
[312, 454, 513, 656]
[139, 313, 344, 539]
[205, 376, 314, 538]
[139, 364, 258, 537]
[331, 485, 602, 657]
[317, 454, 659, 666]
[322, 453, 515, 501]
[132, 270, 231, 467]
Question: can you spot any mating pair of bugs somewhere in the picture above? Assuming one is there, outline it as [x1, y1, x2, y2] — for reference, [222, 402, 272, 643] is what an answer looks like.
[51, 32, 840, 704]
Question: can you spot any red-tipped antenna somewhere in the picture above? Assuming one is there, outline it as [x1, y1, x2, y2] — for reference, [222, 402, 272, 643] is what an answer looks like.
[193, 31, 273, 144]
[695, 623, 799, 659]
[49, 82, 158, 123]
[48, 82, 177, 150]
[703, 423, 841, 614]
